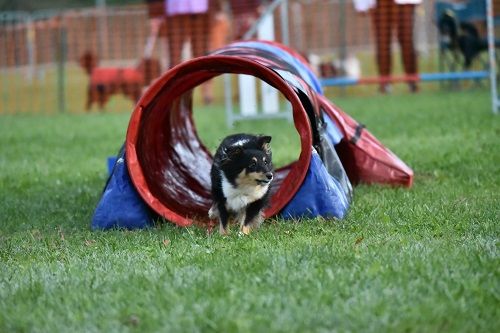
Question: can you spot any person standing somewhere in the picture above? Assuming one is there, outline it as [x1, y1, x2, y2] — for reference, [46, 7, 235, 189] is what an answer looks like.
[146, 0, 220, 103]
[354, 0, 422, 93]
[164, 0, 217, 68]
[145, 0, 167, 48]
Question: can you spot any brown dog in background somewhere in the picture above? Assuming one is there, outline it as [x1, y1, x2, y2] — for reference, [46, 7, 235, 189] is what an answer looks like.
[79, 51, 162, 110]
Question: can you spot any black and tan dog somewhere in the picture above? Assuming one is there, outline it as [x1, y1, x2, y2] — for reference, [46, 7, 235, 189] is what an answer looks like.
[437, 10, 488, 69]
[209, 134, 273, 235]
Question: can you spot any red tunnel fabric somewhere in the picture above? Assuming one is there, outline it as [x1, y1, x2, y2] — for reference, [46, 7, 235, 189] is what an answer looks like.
[318, 95, 413, 187]
[126, 55, 314, 227]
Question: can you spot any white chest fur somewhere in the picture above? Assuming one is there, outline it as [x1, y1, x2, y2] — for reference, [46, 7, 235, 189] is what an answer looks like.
[221, 172, 269, 213]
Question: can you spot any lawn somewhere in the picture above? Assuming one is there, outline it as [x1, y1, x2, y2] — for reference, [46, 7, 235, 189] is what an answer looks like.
[0, 88, 499, 332]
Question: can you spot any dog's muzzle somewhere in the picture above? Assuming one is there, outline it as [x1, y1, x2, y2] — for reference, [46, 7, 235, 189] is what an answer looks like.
[257, 172, 273, 185]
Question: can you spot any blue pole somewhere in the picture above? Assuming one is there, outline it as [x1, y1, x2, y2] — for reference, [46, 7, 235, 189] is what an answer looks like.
[320, 71, 490, 87]
[420, 71, 490, 81]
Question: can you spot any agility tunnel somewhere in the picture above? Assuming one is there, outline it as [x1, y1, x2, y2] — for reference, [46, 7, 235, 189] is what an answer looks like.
[92, 41, 413, 230]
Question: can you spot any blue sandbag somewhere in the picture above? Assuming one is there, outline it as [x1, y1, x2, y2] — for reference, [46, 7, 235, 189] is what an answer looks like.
[280, 149, 350, 220]
[91, 146, 154, 230]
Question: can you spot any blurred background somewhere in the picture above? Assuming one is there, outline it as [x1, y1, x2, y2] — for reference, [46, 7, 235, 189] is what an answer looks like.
[0, 0, 499, 114]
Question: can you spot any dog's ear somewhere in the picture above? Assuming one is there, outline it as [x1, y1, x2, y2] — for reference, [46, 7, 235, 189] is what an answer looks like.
[220, 145, 243, 162]
[258, 135, 272, 153]
[219, 146, 243, 166]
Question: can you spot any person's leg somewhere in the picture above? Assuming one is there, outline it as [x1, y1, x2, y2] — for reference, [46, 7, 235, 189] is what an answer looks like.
[190, 13, 210, 58]
[166, 15, 186, 69]
[397, 4, 418, 92]
[373, 0, 395, 92]
[210, 12, 230, 52]
[190, 13, 213, 103]
[202, 12, 230, 105]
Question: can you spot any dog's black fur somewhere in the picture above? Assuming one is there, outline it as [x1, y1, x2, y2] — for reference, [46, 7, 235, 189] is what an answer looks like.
[209, 134, 273, 235]
[437, 11, 488, 68]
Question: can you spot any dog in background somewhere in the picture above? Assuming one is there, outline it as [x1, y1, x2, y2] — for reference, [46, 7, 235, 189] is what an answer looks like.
[79, 51, 162, 110]
[437, 10, 488, 69]
[209, 134, 274, 235]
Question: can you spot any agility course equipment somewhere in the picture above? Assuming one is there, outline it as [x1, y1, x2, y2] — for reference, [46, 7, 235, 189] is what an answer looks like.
[92, 41, 413, 230]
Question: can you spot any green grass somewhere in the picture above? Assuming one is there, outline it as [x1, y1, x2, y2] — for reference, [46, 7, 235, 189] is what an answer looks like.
[0, 89, 499, 332]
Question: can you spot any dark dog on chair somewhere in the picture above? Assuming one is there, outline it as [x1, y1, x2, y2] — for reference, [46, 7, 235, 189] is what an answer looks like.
[79, 51, 162, 110]
[437, 10, 488, 69]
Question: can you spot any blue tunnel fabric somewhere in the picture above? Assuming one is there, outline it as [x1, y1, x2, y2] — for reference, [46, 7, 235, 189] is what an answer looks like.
[279, 110, 351, 221]
[91, 147, 154, 230]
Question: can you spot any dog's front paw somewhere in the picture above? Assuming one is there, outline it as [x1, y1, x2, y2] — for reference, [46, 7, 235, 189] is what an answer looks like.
[208, 204, 219, 220]
[219, 224, 229, 236]
[240, 225, 251, 235]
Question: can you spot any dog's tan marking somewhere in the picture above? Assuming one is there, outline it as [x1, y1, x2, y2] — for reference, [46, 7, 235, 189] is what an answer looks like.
[236, 170, 269, 187]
